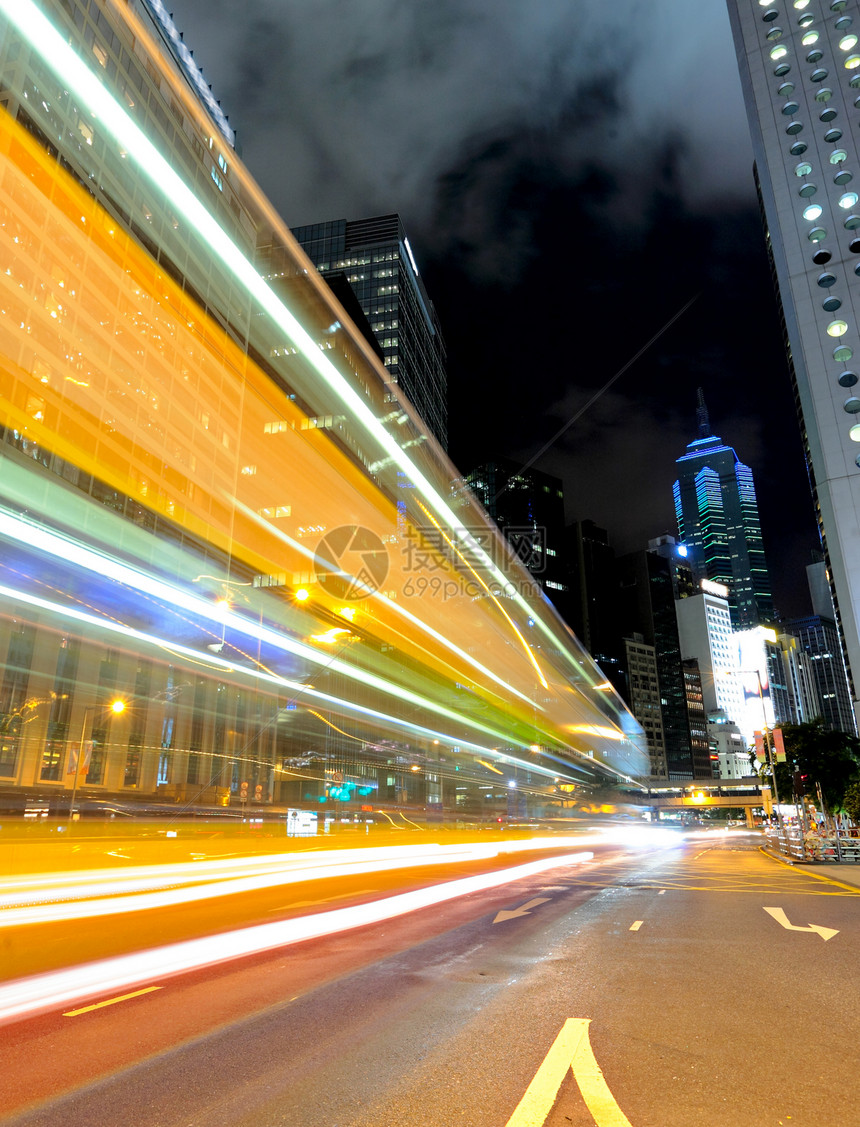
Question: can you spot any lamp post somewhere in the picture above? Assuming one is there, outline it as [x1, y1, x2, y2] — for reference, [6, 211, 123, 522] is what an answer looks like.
[68, 698, 125, 823]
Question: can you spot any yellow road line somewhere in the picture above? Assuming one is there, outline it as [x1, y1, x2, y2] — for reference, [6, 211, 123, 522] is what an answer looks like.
[629, 921, 643, 931]
[758, 846, 860, 894]
[505, 1018, 632, 1127]
[63, 986, 162, 1016]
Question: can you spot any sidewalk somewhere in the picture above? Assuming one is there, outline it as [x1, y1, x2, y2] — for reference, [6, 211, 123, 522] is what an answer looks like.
[761, 846, 860, 889]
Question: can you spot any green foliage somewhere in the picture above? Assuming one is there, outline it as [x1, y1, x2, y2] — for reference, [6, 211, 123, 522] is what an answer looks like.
[843, 781, 860, 825]
[777, 720, 860, 813]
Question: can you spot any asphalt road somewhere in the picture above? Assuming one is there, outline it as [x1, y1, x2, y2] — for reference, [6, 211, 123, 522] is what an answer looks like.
[2, 832, 858, 1127]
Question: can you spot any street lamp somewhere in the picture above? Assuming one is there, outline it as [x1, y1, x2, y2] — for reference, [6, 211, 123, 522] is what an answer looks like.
[68, 698, 125, 823]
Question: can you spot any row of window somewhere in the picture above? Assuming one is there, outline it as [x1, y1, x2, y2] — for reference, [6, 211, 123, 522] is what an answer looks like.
[765, 0, 860, 466]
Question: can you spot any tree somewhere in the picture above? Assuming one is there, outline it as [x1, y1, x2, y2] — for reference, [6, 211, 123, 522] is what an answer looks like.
[843, 781, 860, 825]
[776, 721, 860, 813]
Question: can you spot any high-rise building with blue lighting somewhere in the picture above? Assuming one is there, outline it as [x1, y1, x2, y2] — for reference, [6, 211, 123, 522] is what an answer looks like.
[673, 391, 774, 629]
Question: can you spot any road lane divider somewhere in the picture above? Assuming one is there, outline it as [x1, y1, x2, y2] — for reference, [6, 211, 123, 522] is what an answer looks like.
[0, 851, 593, 1027]
[63, 986, 162, 1017]
[505, 1017, 632, 1127]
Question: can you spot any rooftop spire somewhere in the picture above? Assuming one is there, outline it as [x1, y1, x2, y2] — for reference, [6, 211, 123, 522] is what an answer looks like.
[696, 387, 711, 439]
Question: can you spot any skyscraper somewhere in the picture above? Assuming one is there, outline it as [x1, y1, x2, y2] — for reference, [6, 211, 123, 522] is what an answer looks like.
[466, 460, 569, 608]
[673, 390, 774, 629]
[292, 215, 448, 449]
[727, 0, 860, 723]
[0, 0, 648, 808]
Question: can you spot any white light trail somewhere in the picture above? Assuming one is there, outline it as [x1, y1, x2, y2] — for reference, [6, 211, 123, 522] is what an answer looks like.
[0, 851, 594, 1026]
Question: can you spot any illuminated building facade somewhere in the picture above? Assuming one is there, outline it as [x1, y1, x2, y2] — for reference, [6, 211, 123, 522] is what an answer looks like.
[673, 391, 773, 629]
[292, 214, 448, 450]
[0, 0, 647, 813]
[622, 635, 667, 778]
[727, 0, 860, 723]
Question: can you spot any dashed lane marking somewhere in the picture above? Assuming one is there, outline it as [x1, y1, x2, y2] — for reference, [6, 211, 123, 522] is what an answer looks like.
[63, 986, 162, 1017]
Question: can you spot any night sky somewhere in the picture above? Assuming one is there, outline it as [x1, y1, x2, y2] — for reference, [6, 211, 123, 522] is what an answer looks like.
[167, 0, 820, 618]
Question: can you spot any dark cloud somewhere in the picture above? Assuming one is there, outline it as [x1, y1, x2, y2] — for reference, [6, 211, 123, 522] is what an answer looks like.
[168, 0, 820, 617]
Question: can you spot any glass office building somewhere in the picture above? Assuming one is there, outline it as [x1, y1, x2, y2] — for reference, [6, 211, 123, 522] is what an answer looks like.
[0, 0, 647, 816]
[291, 214, 448, 451]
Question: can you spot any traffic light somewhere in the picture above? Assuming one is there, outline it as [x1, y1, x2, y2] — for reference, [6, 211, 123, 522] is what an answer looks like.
[793, 770, 811, 798]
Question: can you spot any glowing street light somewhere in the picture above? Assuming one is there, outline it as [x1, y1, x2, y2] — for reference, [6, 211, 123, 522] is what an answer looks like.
[68, 699, 126, 823]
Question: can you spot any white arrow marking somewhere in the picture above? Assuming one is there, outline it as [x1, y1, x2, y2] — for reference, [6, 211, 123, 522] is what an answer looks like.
[763, 906, 839, 941]
[494, 896, 551, 924]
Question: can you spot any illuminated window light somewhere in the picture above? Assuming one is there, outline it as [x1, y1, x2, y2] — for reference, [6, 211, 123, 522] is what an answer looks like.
[845, 54, 860, 69]
[827, 319, 849, 336]
[803, 203, 823, 220]
[770, 45, 789, 60]
[840, 34, 859, 51]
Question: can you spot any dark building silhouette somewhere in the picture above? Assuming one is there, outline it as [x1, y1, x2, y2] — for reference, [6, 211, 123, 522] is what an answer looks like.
[616, 549, 712, 780]
[466, 460, 569, 610]
[292, 214, 448, 449]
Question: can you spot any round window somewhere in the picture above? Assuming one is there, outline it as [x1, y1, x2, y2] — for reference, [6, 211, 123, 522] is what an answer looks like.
[831, 149, 849, 164]
[782, 100, 800, 114]
[762, 8, 780, 21]
[812, 247, 832, 264]
[807, 49, 824, 63]
[799, 183, 818, 197]
[786, 121, 804, 134]
[803, 203, 823, 220]
[844, 214, 860, 229]
[824, 296, 843, 312]
[795, 161, 813, 176]
[845, 398, 860, 414]
[844, 55, 860, 69]
[771, 45, 790, 60]
[832, 1, 848, 13]
[798, 9, 814, 23]
[850, 424, 860, 442]
[838, 371, 858, 387]
[802, 30, 819, 45]
[766, 26, 783, 40]
[850, 72, 860, 87]
[811, 68, 829, 82]
[817, 271, 837, 286]
[808, 226, 828, 241]
[815, 87, 833, 102]
[834, 344, 854, 362]
[827, 319, 849, 336]
[779, 81, 796, 96]
[774, 61, 791, 76]
[837, 16, 854, 30]
[824, 128, 844, 143]
[794, 0, 810, 8]
[789, 139, 807, 155]
[820, 107, 838, 121]
[839, 192, 859, 208]
[840, 34, 859, 51]
[834, 170, 854, 186]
